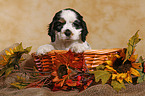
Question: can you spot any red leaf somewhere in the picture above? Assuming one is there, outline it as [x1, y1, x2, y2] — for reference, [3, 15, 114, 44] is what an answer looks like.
[52, 86, 61, 91]
[65, 79, 77, 86]
[77, 76, 82, 81]
[76, 81, 82, 86]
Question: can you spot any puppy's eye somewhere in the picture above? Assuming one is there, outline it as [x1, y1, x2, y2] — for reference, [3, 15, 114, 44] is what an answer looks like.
[73, 20, 81, 29]
[55, 22, 63, 27]
[54, 22, 64, 32]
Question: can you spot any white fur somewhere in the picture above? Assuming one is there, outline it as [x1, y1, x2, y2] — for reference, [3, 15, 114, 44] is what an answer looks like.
[36, 9, 91, 55]
[58, 10, 82, 41]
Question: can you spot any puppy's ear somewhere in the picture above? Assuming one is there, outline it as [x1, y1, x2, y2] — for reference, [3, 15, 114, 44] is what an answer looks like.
[48, 22, 55, 42]
[81, 21, 88, 42]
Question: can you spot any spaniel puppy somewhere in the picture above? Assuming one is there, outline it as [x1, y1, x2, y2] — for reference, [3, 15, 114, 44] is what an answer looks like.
[36, 8, 91, 55]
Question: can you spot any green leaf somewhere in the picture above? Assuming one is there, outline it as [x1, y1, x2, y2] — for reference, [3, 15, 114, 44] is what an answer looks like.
[138, 56, 144, 64]
[123, 31, 141, 63]
[90, 70, 111, 85]
[5, 67, 14, 77]
[0, 67, 7, 76]
[137, 72, 144, 83]
[24, 46, 32, 54]
[111, 80, 126, 92]
[96, 65, 105, 70]
[0, 66, 14, 77]
[137, 56, 145, 83]
[14, 42, 24, 52]
[143, 75, 145, 81]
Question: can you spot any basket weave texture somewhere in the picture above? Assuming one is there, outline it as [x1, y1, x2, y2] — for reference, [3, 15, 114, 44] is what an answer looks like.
[32, 48, 122, 73]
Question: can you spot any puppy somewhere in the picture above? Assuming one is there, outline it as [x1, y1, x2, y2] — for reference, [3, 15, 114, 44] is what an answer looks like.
[36, 8, 91, 55]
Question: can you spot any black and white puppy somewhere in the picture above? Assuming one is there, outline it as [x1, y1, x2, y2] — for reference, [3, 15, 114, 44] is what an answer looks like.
[36, 8, 91, 55]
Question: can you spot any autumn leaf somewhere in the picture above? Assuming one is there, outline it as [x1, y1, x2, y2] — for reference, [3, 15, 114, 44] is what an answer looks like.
[16, 75, 26, 82]
[137, 56, 145, 83]
[83, 80, 93, 90]
[0, 67, 7, 76]
[138, 56, 144, 64]
[95, 64, 105, 70]
[123, 31, 141, 63]
[131, 63, 142, 69]
[130, 68, 140, 77]
[24, 46, 32, 54]
[105, 65, 117, 73]
[52, 76, 61, 82]
[54, 50, 84, 74]
[0, 42, 32, 77]
[90, 70, 111, 85]
[137, 71, 145, 83]
[5, 67, 14, 77]
[65, 79, 77, 86]
[14, 42, 24, 52]
[0, 56, 8, 66]
[112, 73, 127, 83]
[55, 52, 69, 66]
[11, 75, 29, 89]
[65, 50, 75, 64]
[11, 82, 29, 89]
[111, 80, 126, 92]
[5, 50, 12, 55]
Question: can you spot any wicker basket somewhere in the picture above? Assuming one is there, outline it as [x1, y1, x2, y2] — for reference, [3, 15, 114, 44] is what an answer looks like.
[32, 48, 122, 74]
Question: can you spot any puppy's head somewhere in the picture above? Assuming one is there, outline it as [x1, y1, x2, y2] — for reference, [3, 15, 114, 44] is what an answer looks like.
[48, 8, 88, 42]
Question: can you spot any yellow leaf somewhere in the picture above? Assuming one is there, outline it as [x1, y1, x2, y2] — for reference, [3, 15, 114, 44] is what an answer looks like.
[0, 60, 7, 66]
[124, 71, 132, 83]
[17, 75, 26, 82]
[114, 54, 121, 58]
[11, 82, 28, 89]
[5, 50, 11, 55]
[117, 77, 123, 83]
[130, 68, 140, 77]
[131, 63, 142, 69]
[105, 65, 117, 73]
[112, 74, 117, 79]
[112, 73, 128, 83]
[9, 48, 14, 54]
[129, 54, 138, 62]
[2, 55, 8, 62]
[120, 73, 127, 78]
[105, 60, 113, 66]
[5, 67, 14, 77]
[20, 57, 25, 61]
[117, 73, 127, 83]
[13, 47, 17, 52]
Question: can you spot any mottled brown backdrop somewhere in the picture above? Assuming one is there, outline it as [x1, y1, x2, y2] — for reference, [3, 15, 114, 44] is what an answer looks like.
[0, 0, 145, 57]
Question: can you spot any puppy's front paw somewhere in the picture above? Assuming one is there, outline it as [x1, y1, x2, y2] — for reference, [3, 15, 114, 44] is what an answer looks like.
[70, 43, 89, 53]
[36, 44, 55, 55]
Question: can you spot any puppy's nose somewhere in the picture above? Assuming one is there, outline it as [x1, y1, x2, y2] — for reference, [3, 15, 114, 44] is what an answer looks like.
[64, 29, 71, 36]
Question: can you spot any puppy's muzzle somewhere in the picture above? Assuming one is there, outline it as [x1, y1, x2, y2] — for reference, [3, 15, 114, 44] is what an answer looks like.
[64, 29, 72, 37]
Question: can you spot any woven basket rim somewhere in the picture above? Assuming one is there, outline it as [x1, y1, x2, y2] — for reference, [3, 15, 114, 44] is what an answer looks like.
[32, 48, 122, 56]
